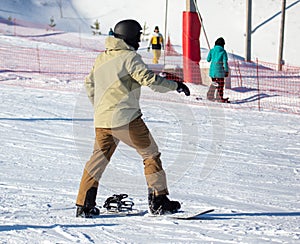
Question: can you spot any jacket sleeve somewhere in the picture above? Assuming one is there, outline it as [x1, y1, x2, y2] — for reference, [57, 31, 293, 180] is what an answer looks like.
[126, 52, 177, 92]
[223, 51, 229, 72]
[84, 67, 95, 105]
[207, 49, 212, 62]
[148, 36, 153, 48]
[160, 34, 164, 49]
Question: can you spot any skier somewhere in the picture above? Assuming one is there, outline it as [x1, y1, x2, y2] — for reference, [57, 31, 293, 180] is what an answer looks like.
[76, 19, 190, 218]
[147, 26, 164, 64]
[206, 37, 229, 102]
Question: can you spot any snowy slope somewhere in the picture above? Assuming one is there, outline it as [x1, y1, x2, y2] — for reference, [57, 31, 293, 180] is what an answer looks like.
[0, 0, 299, 66]
[0, 0, 89, 32]
[0, 1, 300, 243]
[1, 77, 300, 243]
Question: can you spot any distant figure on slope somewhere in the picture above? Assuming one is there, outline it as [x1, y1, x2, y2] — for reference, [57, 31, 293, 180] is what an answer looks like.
[147, 26, 164, 64]
[108, 28, 114, 36]
[206, 37, 229, 103]
[75, 19, 190, 218]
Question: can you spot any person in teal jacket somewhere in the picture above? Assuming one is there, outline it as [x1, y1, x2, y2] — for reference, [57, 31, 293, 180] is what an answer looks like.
[206, 37, 229, 102]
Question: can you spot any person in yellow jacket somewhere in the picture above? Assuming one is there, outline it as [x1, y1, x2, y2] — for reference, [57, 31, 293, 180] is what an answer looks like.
[148, 26, 164, 64]
[75, 19, 190, 218]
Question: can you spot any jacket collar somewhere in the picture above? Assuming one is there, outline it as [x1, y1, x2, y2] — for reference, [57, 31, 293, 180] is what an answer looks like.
[105, 36, 135, 51]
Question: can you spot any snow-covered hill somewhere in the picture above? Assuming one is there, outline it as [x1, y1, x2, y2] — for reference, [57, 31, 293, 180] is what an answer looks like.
[0, 0, 89, 32]
[0, 0, 299, 66]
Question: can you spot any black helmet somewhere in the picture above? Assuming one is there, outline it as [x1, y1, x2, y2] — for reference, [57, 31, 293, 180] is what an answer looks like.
[114, 19, 142, 50]
[215, 37, 225, 47]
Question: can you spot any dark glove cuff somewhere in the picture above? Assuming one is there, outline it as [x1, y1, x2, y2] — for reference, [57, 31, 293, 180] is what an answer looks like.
[176, 81, 190, 96]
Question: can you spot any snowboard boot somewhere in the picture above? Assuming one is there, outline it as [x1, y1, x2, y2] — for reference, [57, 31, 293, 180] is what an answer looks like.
[148, 193, 181, 215]
[76, 205, 100, 218]
[76, 187, 100, 218]
[216, 97, 230, 103]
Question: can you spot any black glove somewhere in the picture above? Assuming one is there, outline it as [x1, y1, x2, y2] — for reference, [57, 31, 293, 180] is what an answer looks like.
[176, 81, 190, 96]
[159, 72, 190, 96]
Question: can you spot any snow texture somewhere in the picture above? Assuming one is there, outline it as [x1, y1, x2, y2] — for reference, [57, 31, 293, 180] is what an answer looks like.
[0, 0, 300, 243]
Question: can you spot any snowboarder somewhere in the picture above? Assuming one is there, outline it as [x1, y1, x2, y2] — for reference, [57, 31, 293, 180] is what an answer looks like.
[147, 26, 164, 64]
[206, 37, 229, 102]
[76, 19, 190, 218]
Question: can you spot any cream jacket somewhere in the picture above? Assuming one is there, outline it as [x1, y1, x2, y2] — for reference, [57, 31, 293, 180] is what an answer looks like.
[85, 37, 178, 128]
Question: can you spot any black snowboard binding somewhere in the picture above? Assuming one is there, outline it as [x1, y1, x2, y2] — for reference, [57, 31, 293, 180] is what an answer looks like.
[103, 194, 134, 212]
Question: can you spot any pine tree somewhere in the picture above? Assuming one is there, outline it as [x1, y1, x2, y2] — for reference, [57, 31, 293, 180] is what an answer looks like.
[49, 16, 56, 28]
[141, 21, 150, 41]
[91, 19, 101, 35]
[47, 16, 56, 31]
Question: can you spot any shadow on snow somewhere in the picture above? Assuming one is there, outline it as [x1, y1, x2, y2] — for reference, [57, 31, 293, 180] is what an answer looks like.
[0, 223, 116, 232]
[198, 211, 300, 220]
[231, 93, 279, 104]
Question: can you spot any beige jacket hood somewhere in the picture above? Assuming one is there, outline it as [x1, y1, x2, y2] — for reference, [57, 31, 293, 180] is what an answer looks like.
[85, 36, 178, 128]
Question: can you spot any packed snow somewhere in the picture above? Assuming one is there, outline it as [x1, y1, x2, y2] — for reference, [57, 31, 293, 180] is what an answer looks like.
[1, 73, 300, 243]
[0, 1, 300, 243]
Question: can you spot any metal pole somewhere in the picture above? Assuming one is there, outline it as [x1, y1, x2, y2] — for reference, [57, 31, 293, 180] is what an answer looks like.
[256, 58, 260, 111]
[245, 0, 252, 62]
[186, 0, 196, 11]
[163, 0, 168, 65]
[278, 0, 286, 71]
[193, 0, 210, 50]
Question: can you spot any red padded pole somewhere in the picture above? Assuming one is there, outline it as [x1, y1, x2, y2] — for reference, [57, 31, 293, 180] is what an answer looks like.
[182, 11, 201, 84]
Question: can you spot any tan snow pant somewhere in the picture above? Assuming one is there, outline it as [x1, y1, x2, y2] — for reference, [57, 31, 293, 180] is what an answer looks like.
[152, 49, 161, 64]
[76, 116, 169, 206]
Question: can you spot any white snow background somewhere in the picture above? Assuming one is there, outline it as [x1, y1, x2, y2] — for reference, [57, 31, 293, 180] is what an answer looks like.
[0, 0, 300, 243]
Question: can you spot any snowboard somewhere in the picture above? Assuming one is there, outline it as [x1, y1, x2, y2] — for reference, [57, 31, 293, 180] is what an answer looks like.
[147, 208, 214, 219]
[98, 209, 147, 217]
[168, 209, 214, 219]
[97, 208, 214, 219]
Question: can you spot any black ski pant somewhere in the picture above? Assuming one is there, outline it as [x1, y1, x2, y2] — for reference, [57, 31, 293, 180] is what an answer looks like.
[207, 78, 225, 101]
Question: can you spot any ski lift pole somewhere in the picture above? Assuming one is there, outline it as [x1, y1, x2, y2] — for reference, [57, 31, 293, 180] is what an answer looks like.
[163, 0, 168, 65]
[193, 0, 210, 50]
[183, 0, 201, 84]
